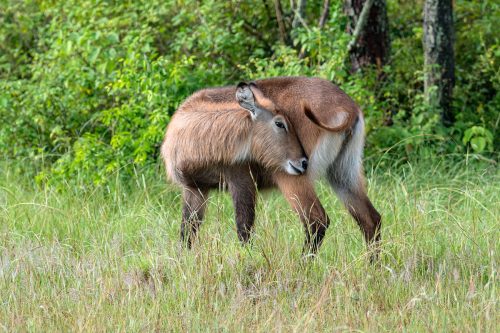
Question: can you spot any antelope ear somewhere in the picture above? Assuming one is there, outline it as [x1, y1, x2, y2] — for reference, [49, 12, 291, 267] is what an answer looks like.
[236, 82, 261, 119]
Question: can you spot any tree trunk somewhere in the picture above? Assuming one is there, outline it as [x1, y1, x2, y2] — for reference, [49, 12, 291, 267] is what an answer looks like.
[344, 0, 390, 72]
[274, 0, 289, 45]
[292, 0, 307, 29]
[319, 0, 330, 29]
[423, 0, 455, 125]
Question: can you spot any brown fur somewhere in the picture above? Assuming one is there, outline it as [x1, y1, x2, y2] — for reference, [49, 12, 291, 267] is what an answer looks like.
[198, 77, 361, 155]
[161, 83, 308, 246]
[187, 76, 381, 260]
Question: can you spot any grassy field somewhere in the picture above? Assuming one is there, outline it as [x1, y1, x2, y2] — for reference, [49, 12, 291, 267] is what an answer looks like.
[0, 159, 498, 332]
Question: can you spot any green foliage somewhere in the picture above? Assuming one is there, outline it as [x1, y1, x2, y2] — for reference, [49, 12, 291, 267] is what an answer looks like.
[462, 126, 494, 153]
[373, 0, 499, 158]
[0, 0, 498, 185]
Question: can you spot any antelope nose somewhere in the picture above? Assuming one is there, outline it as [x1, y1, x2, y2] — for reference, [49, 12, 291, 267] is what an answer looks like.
[301, 158, 308, 171]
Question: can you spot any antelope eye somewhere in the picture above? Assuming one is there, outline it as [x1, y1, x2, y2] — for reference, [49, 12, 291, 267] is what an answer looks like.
[275, 121, 286, 129]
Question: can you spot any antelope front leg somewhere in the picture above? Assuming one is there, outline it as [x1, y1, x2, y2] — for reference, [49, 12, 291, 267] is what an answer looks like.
[274, 174, 330, 255]
[226, 168, 257, 243]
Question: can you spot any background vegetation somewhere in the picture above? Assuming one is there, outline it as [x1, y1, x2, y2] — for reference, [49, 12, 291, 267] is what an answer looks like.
[0, 0, 498, 184]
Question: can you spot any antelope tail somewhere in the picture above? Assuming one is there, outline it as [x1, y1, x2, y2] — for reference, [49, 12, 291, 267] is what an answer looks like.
[302, 101, 356, 132]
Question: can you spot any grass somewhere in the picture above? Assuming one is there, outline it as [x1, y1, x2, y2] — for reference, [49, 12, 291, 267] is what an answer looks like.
[0, 158, 498, 332]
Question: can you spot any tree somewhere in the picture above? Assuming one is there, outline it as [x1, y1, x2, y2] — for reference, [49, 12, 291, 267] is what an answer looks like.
[423, 0, 455, 125]
[344, 0, 390, 72]
[273, 0, 289, 45]
[292, 0, 307, 29]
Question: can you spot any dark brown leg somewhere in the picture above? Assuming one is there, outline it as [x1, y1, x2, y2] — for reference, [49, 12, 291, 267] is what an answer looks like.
[181, 186, 208, 248]
[338, 188, 381, 238]
[226, 168, 257, 243]
[327, 171, 382, 261]
[274, 174, 330, 255]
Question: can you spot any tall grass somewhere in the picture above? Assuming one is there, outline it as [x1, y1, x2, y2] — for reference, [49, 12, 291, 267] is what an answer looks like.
[0, 158, 498, 332]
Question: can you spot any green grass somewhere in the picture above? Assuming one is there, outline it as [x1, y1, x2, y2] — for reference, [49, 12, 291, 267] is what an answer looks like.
[0, 159, 498, 332]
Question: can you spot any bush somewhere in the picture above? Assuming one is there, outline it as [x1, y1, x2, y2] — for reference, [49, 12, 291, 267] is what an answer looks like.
[0, 0, 498, 185]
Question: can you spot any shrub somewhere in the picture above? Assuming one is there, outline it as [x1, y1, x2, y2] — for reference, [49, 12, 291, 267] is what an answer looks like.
[0, 0, 497, 185]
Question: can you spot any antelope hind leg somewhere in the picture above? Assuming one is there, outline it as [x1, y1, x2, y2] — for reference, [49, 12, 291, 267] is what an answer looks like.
[327, 169, 382, 261]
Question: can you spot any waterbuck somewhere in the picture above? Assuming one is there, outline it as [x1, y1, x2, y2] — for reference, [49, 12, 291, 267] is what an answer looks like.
[183, 76, 382, 260]
[161, 82, 308, 247]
